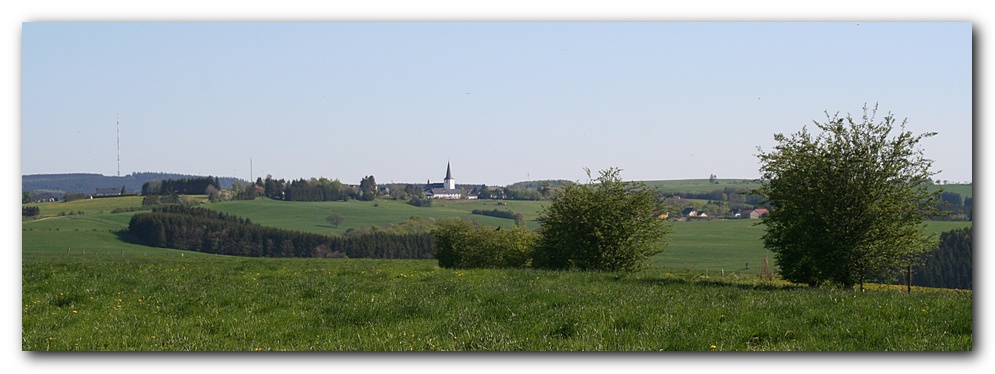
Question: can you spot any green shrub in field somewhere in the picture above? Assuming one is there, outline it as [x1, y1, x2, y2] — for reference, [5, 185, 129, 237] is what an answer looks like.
[23, 206, 40, 218]
[433, 217, 537, 269]
[533, 167, 673, 272]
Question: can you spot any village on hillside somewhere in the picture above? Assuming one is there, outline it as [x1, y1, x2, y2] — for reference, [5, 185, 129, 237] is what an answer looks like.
[22, 161, 973, 222]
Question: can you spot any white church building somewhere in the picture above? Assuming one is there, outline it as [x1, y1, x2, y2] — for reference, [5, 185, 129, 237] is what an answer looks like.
[424, 162, 463, 199]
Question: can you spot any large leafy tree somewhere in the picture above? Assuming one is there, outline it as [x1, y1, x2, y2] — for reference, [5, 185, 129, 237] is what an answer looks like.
[359, 175, 378, 201]
[756, 104, 941, 288]
[533, 167, 672, 272]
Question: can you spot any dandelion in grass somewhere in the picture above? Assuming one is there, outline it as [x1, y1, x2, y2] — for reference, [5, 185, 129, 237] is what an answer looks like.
[710, 345, 717, 349]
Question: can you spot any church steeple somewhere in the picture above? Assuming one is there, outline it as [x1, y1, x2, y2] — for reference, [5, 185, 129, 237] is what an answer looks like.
[444, 162, 456, 190]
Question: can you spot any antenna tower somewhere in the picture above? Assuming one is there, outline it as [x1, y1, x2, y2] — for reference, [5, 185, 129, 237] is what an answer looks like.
[116, 113, 121, 177]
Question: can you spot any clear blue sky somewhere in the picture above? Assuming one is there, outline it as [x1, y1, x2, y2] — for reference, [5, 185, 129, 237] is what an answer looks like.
[21, 21, 971, 186]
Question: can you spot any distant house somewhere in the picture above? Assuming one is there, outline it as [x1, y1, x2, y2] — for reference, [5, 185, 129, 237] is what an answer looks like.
[30, 193, 56, 203]
[740, 208, 769, 219]
[681, 208, 706, 218]
[93, 187, 122, 197]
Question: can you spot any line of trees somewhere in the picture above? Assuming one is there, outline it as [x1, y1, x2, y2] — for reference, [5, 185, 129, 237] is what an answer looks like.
[931, 192, 973, 221]
[127, 205, 434, 259]
[476, 181, 572, 200]
[142, 177, 221, 196]
[282, 177, 351, 201]
[471, 208, 526, 226]
[232, 175, 373, 202]
[669, 186, 766, 206]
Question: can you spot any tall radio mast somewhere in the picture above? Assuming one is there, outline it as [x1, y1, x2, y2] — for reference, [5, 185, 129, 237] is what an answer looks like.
[116, 113, 121, 177]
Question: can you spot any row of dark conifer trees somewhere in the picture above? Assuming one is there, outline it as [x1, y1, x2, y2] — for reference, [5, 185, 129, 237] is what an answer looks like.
[905, 227, 973, 289]
[127, 205, 434, 259]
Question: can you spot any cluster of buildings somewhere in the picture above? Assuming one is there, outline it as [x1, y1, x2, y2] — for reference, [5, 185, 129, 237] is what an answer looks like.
[681, 207, 768, 219]
[423, 162, 477, 200]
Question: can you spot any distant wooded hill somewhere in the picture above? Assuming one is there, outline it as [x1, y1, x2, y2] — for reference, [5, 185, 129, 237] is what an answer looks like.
[22, 172, 243, 197]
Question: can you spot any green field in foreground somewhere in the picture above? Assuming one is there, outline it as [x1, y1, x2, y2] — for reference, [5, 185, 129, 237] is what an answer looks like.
[21, 253, 972, 351]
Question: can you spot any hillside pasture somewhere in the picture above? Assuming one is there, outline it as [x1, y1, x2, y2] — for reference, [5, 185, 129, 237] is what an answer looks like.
[20, 230, 209, 257]
[204, 198, 547, 235]
[652, 219, 971, 275]
[933, 183, 973, 199]
[653, 219, 770, 274]
[21, 195, 205, 257]
[23, 195, 145, 217]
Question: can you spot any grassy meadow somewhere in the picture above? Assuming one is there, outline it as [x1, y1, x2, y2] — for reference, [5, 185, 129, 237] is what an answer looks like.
[22, 253, 972, 351]
[21, 193, 974, 351]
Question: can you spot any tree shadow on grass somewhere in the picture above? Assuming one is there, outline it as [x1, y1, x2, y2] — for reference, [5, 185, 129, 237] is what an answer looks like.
[112, 229, 145, 246]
